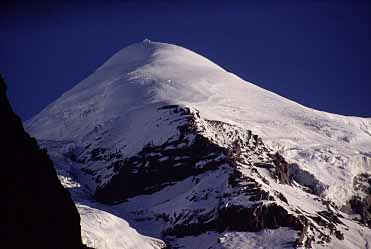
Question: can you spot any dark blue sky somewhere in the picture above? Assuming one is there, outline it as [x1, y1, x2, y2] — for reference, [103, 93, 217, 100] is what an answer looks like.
[1, 1, 370, 120]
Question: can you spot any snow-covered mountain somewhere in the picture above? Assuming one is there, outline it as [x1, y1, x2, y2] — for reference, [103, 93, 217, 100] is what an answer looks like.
[27, 40, 371, 249]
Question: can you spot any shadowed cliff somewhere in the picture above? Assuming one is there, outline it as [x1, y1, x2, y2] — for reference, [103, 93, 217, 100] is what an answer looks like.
[0, 75, 87, 249]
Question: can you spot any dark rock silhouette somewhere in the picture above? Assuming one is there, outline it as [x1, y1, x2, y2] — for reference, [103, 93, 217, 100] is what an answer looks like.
[0, 75, 87, 249]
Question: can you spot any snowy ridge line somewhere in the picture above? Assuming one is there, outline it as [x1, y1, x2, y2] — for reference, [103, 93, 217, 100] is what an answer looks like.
[26, 40, 371, 207]
[28, 40, 371, 249]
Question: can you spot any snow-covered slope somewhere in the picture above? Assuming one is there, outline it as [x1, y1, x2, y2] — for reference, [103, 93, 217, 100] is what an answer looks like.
[27, 39, 371, 206]
[27, 40, 371, 249]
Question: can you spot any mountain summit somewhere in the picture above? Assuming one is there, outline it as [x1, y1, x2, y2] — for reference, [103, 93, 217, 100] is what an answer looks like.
[27, 41, 371, 249]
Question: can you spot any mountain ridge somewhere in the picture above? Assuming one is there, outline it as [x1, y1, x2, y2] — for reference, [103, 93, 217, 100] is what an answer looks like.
[26, 40, 371, 249]
[27, 40, 371, 205]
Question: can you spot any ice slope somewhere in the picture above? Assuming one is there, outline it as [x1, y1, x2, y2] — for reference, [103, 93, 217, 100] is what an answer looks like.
[27, 39, 371, 206]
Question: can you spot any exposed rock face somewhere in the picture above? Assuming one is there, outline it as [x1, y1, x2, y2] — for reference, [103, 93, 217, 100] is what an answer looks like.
[288, 163, 328, 196]
[93, 105, 293, 204]
[95, 106, 227, 203]
[342, 173, 371, 226]
[0, 76, 86, 249]
[65, 105, 348, 248]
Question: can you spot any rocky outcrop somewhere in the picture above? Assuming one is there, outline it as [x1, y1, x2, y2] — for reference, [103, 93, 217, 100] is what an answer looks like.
[288, 163, 328, 196]
[83, 105, 347, 248]
[93, 105, 293, 204]
[342, 173, 371, 226]
[95, 107, 227, 203]
[0, 75, 87, 249]
[95, 133, 226, 204]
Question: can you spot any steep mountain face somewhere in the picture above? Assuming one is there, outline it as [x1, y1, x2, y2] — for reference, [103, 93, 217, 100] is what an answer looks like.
[0, 76, 86, 248]
[27, 40, 371, 249]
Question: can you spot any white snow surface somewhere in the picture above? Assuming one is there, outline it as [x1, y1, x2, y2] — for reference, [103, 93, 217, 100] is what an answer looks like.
[78, 204, 165, 249]
[27, 40, 371, 207]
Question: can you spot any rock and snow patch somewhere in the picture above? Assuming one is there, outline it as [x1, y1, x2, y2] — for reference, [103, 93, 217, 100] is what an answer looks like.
[167, 228, 299, 249]
[40, 140, 166, 249]
[41, 106, 371, 249]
